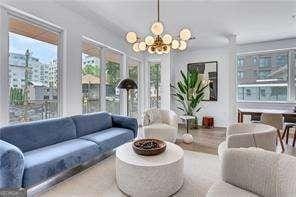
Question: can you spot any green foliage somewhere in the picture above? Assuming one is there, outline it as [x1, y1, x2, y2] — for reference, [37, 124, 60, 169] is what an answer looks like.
[171, 69, 208, 116]
[83, 64, 100, 76]
[10, 87, 26, 105]
[128, 66, 138, 82]
[106, 61, 120, 86]
[150, 63, 161, 88]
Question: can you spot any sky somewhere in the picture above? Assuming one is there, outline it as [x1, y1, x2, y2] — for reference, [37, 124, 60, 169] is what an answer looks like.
[9, 32, 57, 64]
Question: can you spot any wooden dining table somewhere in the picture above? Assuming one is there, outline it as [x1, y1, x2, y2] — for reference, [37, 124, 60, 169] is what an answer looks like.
[238, 108, 296, 123]
[237, 108, 296, 152]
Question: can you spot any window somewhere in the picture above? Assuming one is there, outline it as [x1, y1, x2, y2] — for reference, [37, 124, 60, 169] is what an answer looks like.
[105, 50, 121, 114]
[237, 58, 244, 66]
[259, 56, 271, 67]
[237, 71, 244, 79]
[276, 54, 288, 66]
[149, 62, 161, 108]
[258, 70, 271, 79]
[237, 50, 291, 102]
[8, 17, 60, 123]
[127, 58, 140, 117]
[252, 56, 258, 66]
[81, 40, 101, 114]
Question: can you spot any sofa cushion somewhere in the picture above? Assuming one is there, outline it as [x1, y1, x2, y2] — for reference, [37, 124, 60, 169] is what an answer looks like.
[0, 117, 76, 152]
[111, 115, 138, 137]
[22, 139, 101, 187]
[72, 112, 112, 137]
[207, 181, 259, 197]
[80, 128, 134, 152]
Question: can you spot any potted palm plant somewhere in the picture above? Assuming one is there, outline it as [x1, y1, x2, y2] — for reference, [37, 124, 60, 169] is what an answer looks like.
[171, 69, 208, 132]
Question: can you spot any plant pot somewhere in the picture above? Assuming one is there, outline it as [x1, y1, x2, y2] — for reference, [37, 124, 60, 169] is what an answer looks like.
[188, 116, 198, 129]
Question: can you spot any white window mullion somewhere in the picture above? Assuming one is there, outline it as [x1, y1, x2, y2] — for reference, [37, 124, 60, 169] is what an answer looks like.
[120, 54, 127, 115]
[288, 50, 295, 102]
[100, 48, 107, 111]
[0, 7, 9, 125]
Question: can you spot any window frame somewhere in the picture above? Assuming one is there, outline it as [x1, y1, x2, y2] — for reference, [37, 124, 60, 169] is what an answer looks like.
[148, 60, 161, 108]
[126, 56, 141, 117]
[0, 6, 64, 124]
[81, 38, 102, 114]
[236, 48, 296, 103]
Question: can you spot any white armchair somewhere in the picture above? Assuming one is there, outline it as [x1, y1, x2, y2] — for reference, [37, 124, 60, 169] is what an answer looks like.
[142, 108, 178, 143]
[207, 148, 296, 197]
[218, 123, 277, 160]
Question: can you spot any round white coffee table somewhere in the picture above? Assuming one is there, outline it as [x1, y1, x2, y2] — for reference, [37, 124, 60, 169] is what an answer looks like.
[116, 142, 184, 197]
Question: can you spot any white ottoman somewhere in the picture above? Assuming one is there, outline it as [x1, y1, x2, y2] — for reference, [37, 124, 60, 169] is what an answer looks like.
[116, 142, 184, 197]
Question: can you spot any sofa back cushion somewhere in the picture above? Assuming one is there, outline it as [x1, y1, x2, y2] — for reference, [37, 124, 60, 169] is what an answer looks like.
[72, 112, 112, 137]
[0, 117, 77, 152]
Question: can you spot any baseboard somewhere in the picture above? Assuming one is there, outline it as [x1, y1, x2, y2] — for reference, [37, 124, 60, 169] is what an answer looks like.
[27, 150, 114, 197]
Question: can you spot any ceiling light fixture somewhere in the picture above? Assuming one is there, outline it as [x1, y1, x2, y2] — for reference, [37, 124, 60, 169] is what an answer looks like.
[126, 0, 194, 54]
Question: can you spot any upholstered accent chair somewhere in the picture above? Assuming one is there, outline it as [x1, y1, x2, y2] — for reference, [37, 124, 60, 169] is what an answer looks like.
[142, 108, 178, 143]
[207, 148, 296, 197]
[218, 123, 277, 160]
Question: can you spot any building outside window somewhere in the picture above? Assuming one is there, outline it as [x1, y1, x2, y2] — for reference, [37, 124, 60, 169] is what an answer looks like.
[259, 56, 271, 67]
[237, 58, 244, 66]
[237, 50, 290, 102]
[105, 50, 121, 114]
[8, 17, 60, 123]
[127, 58, 140, 118]
[258, 70, 271, 79]
[81, 40, 101, 114]
[149, 62, 161, 108]
[237, 71, 244, 79]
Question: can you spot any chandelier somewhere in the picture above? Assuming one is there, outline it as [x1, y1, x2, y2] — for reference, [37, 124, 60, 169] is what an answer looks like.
[125, 0, 192, 54]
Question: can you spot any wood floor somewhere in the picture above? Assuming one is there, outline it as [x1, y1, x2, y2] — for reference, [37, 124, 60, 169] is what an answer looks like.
[176, 125, 296, 156]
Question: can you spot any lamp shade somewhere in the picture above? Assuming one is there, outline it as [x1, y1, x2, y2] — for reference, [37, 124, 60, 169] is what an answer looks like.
[117, 78, 138, 90]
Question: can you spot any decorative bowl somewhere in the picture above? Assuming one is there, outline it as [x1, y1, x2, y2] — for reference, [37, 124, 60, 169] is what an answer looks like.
[132, 139, 166, 156]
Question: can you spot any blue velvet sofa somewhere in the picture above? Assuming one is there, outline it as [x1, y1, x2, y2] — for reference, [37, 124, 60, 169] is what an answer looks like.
[0, 112, 137, 189]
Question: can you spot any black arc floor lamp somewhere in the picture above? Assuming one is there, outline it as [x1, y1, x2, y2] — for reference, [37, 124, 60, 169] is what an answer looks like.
[117, 78, 138, 116]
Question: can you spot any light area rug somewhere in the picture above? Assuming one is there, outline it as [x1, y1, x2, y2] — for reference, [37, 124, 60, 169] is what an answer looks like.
[40, 150, 221, 197]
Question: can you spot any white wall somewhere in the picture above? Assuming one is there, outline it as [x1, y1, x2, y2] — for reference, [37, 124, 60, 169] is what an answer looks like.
[171, 48, 230, 127]
[0, 1, 144, 124]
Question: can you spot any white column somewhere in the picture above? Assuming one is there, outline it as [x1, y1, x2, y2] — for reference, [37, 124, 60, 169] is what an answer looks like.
[138, 59, 145, 119]
[100, 48, 107, 111]
[62, 30, 82, 116]
[160, 54, 171, 110]
[227, 34, 237, 124]
[0, 8, 9, 125]
[143, 59, 150, 110]
[120, 54, 127, 115]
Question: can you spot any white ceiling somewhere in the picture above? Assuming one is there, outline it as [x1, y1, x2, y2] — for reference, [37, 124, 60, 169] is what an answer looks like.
[60, 0, 296, 50]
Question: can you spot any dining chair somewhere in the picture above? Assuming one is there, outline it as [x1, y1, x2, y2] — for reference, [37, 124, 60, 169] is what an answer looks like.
[250, 113, 261, 123]
[281, 114, 296, 146]
[261, 113, 285, 152]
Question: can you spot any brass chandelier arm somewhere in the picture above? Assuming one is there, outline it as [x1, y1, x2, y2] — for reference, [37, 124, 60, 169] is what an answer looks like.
[125, 0, 192, 54]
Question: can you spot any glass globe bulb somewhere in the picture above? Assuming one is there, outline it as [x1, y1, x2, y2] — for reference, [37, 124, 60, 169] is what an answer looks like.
[171, 39, 179, 49]
[148, 46, 155, 54]
[155, 47, 162, 55]
[151, 22, 164, 35]
[162, 34, 172, 45]
[156, 50, 163, 55]
[179, 40, 187, 50]
[133, 43, 140, 52]
[179, 28, 191, 41]
[139, 41, 146, 51]
[145, 36, 154, 46]
[163, 45, 170, 54]
[126, 32, 137, 43]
